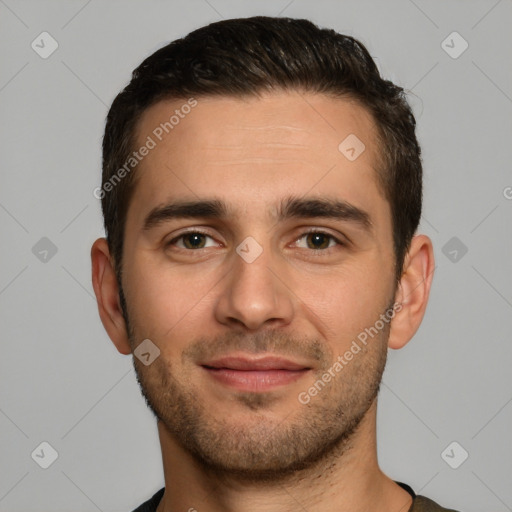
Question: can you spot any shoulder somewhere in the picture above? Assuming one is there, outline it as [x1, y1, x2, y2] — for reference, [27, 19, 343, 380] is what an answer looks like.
[131, 487, 165, 512]
[413, 494, 462, 512]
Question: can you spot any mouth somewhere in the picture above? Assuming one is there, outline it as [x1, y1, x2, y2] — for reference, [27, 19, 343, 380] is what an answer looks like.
[200, 355, 312, 392]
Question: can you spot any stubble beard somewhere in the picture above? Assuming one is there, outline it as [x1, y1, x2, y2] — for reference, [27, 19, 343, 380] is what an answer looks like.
[128, 321, 389, 483]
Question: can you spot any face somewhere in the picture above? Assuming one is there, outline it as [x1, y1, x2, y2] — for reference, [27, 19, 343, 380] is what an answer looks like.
[121, 91, 397, 479]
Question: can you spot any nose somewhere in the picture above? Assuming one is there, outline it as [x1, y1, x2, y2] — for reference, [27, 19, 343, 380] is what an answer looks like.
[214, 241, 294, 331]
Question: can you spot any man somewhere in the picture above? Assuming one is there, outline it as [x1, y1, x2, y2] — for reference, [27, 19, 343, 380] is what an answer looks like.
[91, 16, 460, 512]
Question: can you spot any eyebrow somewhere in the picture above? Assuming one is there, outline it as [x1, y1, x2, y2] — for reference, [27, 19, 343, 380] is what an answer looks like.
[142, 195, 372, 232]
[143, 199, 228, 231]
[279, 196, 372, 231]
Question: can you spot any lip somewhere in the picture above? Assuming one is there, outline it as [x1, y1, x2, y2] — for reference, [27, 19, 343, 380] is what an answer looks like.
[200, 355, 311, 392]
[201, 355, 310, 371]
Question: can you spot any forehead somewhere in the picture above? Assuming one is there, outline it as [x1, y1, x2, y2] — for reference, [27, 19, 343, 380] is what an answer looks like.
[128, 91, 387, 229]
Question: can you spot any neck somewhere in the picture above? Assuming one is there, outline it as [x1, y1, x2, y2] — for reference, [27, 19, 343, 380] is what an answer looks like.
[155, 400, 413, 512]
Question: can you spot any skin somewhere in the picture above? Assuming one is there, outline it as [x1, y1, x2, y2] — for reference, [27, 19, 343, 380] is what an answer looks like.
[91, 90, 434, 512]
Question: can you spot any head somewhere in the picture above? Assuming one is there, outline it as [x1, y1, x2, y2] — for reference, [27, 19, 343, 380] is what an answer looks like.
[92, 16, 433, 480]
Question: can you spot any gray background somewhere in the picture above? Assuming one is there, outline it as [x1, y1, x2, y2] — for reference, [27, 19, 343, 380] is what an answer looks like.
[1, 0, 511, 510]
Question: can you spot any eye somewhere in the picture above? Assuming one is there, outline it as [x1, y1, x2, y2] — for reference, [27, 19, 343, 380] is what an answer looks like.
[167, 231, 218, 250]
[293, 231, 343, 252]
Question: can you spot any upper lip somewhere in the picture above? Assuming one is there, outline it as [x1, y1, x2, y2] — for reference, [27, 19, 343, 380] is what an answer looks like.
[201, 355, 310, 371]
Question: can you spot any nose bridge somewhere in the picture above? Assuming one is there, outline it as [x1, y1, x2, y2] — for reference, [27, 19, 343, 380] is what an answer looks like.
[214, 235, 294, 330]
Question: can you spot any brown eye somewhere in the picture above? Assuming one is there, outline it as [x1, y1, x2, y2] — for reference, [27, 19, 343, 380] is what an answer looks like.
[294, 231, 341, 251]
[305, 232, 331, 250]
[167, 232, 215, 250]
[182, 233, 206, 249]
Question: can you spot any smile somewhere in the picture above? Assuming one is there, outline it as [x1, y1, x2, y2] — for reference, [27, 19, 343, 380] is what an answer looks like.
[200, 355, 312, 392]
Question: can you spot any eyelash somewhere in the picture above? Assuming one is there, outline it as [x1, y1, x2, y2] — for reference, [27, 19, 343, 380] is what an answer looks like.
[166, 229, 345, 255]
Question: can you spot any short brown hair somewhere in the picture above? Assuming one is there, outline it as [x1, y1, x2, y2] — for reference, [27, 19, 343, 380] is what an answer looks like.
[101, 16, 422, 287]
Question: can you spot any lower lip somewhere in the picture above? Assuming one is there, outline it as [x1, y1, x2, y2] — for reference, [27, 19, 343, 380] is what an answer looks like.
[202, 367, 309, 392]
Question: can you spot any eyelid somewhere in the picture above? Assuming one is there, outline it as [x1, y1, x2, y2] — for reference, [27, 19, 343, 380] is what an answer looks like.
[291, 229, 346, 255]
[166, 228, 219, 247]
[166, 227, 348, 253]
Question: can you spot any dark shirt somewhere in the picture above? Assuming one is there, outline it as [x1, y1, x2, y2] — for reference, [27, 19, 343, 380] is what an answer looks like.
[131, 481, 461, 511]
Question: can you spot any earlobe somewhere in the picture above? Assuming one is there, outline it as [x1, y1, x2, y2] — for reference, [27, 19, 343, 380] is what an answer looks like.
[91, 238, 132, 355]
[388, 234, 435, 350]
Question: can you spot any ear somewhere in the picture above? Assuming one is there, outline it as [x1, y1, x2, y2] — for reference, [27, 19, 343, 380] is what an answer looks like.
[91, 238, 132, 355]
[388, 234, 435, 350]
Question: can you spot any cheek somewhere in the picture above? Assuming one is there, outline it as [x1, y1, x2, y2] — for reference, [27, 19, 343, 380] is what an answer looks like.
[295, 263, 392, 349]
[124, 255, 220, 345]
